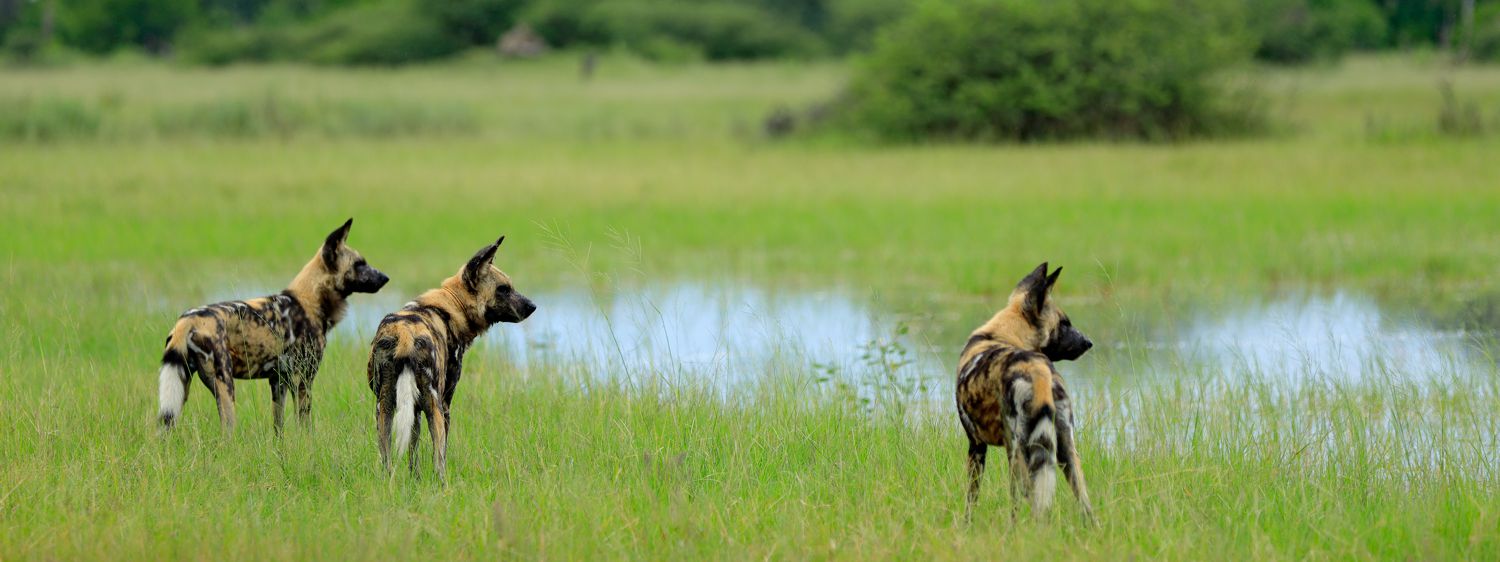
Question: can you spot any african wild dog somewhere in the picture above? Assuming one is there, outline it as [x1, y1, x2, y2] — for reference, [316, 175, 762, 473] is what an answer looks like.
[956, 263, 1096, 522]
[157, 219, 388, 433]
[367, 237, 535, 481]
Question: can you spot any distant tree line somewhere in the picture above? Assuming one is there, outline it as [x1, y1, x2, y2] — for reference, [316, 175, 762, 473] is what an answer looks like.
[1, 0, 1498, 64]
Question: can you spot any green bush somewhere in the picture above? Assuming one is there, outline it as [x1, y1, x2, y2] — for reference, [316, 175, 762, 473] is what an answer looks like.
[521, 0, 612, 47]
[178, 25, 282, 64]
[845, 0, 1260, 142]
[825, 0, 909, 53]
[181, 0, 466, 65]
[57, 0, 199, 54]
[1472, 3, 1500, 62]
[299, 1, 465, 65]
[1249, 0, 1387, 64]
[552, 0, 828, 61]
[432, 0, 526, 45]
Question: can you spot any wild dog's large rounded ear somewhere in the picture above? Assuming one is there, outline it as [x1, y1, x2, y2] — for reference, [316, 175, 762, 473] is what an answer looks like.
[463, 237, 503, 290]
[1018, 262, 1050, 319]
[322, 218, 353, 269]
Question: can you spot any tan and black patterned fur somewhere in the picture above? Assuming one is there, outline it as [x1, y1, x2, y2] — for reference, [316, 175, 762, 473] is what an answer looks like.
[367, 237, 535, 482]
[157, 219, 389, 434]
[956, 263, 1096, 523]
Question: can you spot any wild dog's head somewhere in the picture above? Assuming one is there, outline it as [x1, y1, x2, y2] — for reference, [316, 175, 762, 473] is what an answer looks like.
[319, 218, 389, 295]
[457, 236, 536, 326]
[996, 262, 1092, 361]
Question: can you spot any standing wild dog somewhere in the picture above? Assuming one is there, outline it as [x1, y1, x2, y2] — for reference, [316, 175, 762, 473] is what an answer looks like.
[157, 219, 389, 433]
[367, 236, 535, 481]
[956, 263, 1096, 522]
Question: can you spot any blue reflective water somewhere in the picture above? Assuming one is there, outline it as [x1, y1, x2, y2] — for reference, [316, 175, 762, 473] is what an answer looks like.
[193, 283, 1487, 391]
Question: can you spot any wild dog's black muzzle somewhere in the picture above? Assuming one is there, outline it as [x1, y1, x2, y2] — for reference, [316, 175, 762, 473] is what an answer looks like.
[487, 293, 536, 324]
[352, 267, 390, 294]
[1043, 324, 1093, 362]
[516, 296, 537, 321]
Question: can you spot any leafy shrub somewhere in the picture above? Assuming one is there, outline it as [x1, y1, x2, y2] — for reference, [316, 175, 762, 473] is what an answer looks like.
[178, 25, 283, 64]
[57, 0, 199, 54]
[526, 0, 831, 59]
[181, 0, 465, 65]
[1472, 3, 1500, 62]
[522, 0, 611, 47]
[297, 1, 465, 65]
[1249, 0, 1387, 64]
[432, 0, 526, 45]
[845, 0, 1260, 142]
[824, 0, 909, 53]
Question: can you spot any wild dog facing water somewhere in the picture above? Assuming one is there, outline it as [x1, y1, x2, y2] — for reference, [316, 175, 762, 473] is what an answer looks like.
[367, 237, 535, 481]
[956, 263, 1096, 522]
[157, 219, 389, 433]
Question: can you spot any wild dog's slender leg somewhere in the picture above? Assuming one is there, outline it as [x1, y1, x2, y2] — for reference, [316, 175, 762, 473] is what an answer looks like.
[199, 344, 236, 433]
[1056, 399, 1096, 525]
[1007, 434, 1029, 518]
[210, 377, 236, 433]
[376, 383, 395, 474]
[426, 396, 449, 484]
[270, 375, 289, 436]
[295, 377, 314, 428]
[406, 412, 423, 478]
[965, 440, 987, 522]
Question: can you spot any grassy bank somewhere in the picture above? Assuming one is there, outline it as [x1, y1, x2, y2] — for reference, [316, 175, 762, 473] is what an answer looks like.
[2, 53, 1499, 560]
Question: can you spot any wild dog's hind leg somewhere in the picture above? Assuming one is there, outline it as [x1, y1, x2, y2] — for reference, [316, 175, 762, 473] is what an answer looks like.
[964, 439, 986, 522]
[1006, 436, 1030, 518]
[1056, 396, 1096, 525]
[424, 393, 449, 484]
[406, 411, 423, 478]
[200, 364, 236, 433]
[376, 379, 396, 474]
[191, 336, 236, 433]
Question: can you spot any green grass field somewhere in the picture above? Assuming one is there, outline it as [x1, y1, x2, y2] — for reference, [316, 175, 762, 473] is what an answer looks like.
[2, 54, 1499, 560]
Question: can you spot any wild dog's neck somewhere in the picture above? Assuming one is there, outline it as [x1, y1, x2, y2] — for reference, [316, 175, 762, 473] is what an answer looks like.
[972, 304, 1041, 352]
[285, 255, 348, 335]
[419, 279, 491, 347]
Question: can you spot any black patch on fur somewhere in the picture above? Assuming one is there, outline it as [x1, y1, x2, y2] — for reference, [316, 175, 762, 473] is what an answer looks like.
[1027, 403, 1054, 428]
[961, 333, 991, 357]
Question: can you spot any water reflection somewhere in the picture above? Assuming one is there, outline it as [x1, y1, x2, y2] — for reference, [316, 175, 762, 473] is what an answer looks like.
[229, 283, 1489, 391]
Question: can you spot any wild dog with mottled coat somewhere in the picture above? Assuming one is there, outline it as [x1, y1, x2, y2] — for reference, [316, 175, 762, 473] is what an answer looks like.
[367, 237, 535, 481]
[157, 219, 389, 433]
[956, 263, 1096, 522]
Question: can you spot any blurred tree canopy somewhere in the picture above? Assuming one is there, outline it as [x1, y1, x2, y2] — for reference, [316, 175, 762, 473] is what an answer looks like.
[2, 0, 1499, 64]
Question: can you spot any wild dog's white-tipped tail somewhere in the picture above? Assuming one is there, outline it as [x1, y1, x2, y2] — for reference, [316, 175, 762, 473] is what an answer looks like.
[158, 363, 188, 427]
[391, 368, 418, 456]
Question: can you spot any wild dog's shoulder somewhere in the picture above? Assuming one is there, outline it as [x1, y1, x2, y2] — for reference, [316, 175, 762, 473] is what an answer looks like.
[958, 337, 1043, 377]
[377, 302, 450, 334]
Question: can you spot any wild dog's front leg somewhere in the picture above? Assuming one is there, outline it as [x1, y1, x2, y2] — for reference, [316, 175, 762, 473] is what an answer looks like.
[294, 377, 314, 428]
[964, 440, 986, 522]
[270, 375, 289, 436]
[290, 346, 323, 429]
[1056, 398, 1096, 525]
